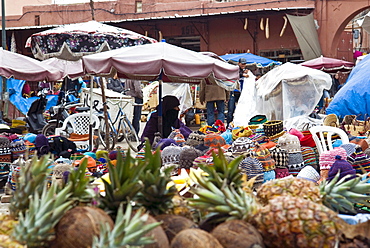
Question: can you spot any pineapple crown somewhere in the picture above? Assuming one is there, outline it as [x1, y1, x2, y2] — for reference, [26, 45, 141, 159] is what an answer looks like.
[320, 172, 370, 213]
[135, 140, 177, 216]
[92, 203, 160, 248]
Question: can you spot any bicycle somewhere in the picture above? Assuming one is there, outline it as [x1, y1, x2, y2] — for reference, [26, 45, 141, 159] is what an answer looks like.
[93, 98, 141, 152]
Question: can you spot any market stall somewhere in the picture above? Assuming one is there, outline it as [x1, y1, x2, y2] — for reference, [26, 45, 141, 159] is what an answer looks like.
[233, 62, 332, 126]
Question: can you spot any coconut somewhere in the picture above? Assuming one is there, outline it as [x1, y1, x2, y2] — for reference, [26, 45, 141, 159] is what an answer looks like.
[50, 206, 114, 248]
[155, 214, 198, 243]
[144, 215, 170, 248]
[198, 213, 230, 232]
[211, 220, 265, 248]
[171, 229, 223, 248]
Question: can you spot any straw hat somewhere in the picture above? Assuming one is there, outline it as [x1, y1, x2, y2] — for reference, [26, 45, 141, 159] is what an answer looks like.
[323, 114, 339, 127]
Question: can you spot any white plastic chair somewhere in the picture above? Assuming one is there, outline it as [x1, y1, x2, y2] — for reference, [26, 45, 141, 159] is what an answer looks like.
[55, 113, 100, 151]
[309, 125, 350, 155]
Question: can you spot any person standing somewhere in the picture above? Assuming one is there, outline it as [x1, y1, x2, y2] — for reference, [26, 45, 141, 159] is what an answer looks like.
[227, 57, 249, 126]
[329, 73, 340, 97]
[125, 79, 143, 135]
[199, 81, 227, 126]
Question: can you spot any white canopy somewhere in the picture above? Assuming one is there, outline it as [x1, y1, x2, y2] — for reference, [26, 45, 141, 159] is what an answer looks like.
[233, 62, 332, 126]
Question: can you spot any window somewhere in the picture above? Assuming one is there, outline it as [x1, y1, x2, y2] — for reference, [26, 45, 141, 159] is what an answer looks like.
[136, 1, 142, 13]
[35, 15, 40, 26]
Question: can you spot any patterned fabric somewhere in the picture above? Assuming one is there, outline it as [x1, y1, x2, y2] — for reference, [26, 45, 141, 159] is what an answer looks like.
[193, 155, 211, 167]
[185, 131, 205, 147]
[230, 137, 255, 155]
[278, 133, 301, 153]
[52, 163, 73, 180]
[247, 125, 261, 134]
[269, 131, 286, 143]
[263, 170, 276, 183]
[0, 162, 10, 181]
[274, 167, 290, 179]
[204, 133, 226, 148]
[239, 156, 264, 184]
[319, 147, 348, 170]
[249, 115, 267, 125]
[347, 146, 370, 174]
[10, 138, 26, 161]
[269, 146, 288, 169]
[11, 166, 20, 191]
[340, 143, 357, 156]
[135, 149, 145, 161]
[249, 134, 266, 144]
[251, 144, 276, 172]
[301, 146, 318, 169]
[0, 136, 11, 156]
[287, 152, 305, 175]
[263, 120, 284, 137]
[71, 153, 84, 161]
[161, 145, 182, 166]
[232, 126, 253, 140]
[0, 154, 11, 163]
[28, 22, 155, 60]
[178, 147, 203, 169]
[297, 165, 320, 183]
[168, 129, 185, 146]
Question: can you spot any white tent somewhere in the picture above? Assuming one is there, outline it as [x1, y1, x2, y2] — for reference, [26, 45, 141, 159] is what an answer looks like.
[233, 62, 332, 126]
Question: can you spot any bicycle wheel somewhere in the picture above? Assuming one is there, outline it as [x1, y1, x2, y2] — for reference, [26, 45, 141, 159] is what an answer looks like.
[119, 117, 140, 152]
[99, 119, 117, 150]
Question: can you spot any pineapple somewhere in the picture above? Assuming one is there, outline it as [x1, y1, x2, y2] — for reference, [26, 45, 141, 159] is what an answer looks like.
[11, 182, 73, 247]
[135, 142, 177, 216]
[188, 153, 370, 248]
[0, 234, 24, 248]
[0, 214, 18, 235]
[62, 157, 95, 205]
[0, 215, 24, 248]
[92, 203, 160, 248]
[100, 149, 144, 218]
[199, 149, 244, 189]
[256, 174, 370, 213]
[9, 155, 52, 218]
[252, 195, 347, 248]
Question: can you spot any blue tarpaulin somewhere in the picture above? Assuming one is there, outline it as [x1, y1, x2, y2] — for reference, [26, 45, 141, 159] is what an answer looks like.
[326, 54, 370, 120]
[220, 53, 282, 68]
[7, 78, 58, 115]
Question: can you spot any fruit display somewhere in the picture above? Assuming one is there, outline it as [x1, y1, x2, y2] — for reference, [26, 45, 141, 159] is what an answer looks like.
[0, 143, 369, 248]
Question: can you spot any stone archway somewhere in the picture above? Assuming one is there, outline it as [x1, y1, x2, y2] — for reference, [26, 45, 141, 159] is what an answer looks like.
[315, 0, 370, 57]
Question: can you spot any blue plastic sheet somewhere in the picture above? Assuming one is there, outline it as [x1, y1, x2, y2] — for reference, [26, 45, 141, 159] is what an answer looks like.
[220, 53, 282, 68]
[7, 78, 58, 115]
[327, 55, 370, 120]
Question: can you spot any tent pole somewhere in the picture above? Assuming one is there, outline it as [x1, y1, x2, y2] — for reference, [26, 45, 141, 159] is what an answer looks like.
[89, 76, 93, 150]
[158, 73, 163, 137]
[101, 77, 110, 151]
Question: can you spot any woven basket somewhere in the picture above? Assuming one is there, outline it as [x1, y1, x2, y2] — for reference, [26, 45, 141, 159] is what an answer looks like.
[263, 120, 284, 137]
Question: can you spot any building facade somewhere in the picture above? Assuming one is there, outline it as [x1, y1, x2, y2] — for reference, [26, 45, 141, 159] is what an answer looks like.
[1, 0, 369, 62]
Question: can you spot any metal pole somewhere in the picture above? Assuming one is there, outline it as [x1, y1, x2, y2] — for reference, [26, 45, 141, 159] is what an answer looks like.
[1, 0, 5, 49]
[1, 0, 5, 121]
[89, 76, 93, 149]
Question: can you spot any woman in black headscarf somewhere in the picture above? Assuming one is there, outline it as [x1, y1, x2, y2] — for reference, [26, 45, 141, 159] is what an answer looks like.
[141, 95, 181, 144]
